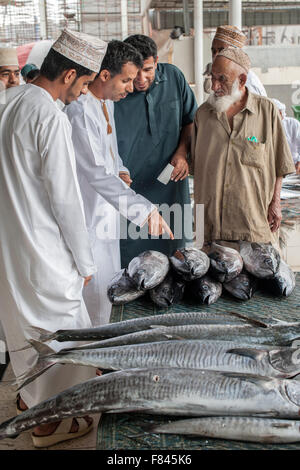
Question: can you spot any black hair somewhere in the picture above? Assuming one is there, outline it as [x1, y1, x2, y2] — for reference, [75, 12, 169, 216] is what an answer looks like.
[40, 48, 94, 81]
[26, 68, 40, 81]
[99, 40, 143, 77]
[124, 34, 157, 61]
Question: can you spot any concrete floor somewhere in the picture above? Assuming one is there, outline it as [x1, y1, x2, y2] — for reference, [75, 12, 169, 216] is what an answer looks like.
[0, 363, 100, 450]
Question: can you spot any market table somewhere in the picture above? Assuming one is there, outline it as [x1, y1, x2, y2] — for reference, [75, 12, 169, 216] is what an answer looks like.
[97, 274, 300, 450]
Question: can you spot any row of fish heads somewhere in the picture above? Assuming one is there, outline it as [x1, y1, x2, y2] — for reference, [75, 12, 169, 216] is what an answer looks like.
[107, 242, 296, 307]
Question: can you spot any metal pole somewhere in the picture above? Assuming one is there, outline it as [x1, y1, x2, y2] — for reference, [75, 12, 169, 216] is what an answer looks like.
[229, 0, 242, 30]
[121, 0, 128, 40]
[183, 0, 190, 36]
[38, 0, 47, 39]
[194, 0, 203, 105]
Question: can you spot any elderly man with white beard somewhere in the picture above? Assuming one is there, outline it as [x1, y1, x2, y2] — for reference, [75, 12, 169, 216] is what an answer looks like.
[191, 47, 295, 252]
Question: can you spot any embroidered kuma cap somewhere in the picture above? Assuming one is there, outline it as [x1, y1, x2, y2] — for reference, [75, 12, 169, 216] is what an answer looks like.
[52, 28, 107, 73]
[0, 48, 19, 67]
[214, 25, 247, 48]
[216, 46, 251, 73]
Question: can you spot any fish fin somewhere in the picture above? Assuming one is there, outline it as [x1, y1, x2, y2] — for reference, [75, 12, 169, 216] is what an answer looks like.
[228, 311, 269, 328]
[106, 407, 155, 415]
[149, 325, 164, 329]
[28, 339, 55, 356]
[226, 347, 266, 361]
[165, 334, 184, 340]
[221, 372, 274, 385]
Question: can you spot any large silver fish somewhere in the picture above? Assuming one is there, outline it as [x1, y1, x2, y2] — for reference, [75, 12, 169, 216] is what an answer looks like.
[208, 243, 243, 282]
[146, 416, 300, 444]
[264, 260, 296, 297]
[31, 320, 300, 352]
[15, 339, 300, 390]
[169, 247, 210, 281]
[240, 242, 280, 279]
[187, 275, 222, 305]
[2, 368, 300, 440]
[223, 271, 258, 300]
[149, 271, 185, 307]
[127, 251, 169, 290]
[107, 269, 146, 304]
[31, 311, 252, 344]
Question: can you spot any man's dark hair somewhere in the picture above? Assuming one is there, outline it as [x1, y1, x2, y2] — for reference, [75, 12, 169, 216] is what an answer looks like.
[124, 35, 157, 61]
[40, 48, 94, 81]
[99, 40, 143, 77]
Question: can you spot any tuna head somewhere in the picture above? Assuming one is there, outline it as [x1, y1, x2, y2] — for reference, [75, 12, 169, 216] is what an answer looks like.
[264, 260, 296, 297]
[149, 272, 185, 307]
[240, 242, 280, 279]
[284, 379, 300, 408]
[107, 269, 145, 304]
[169, 247, 210, 281]
[208, 243, 243, 283]
[128, 251, 170, 290]
[188, 275, 222, 305]
[223, 271, 258, 301]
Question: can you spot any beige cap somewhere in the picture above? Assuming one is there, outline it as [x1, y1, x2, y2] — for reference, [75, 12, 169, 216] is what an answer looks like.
[217, 46, 251, 73]
[52, 28, 107, 73]
[214, 25, 247, 48]
[0, 48, 19, 67]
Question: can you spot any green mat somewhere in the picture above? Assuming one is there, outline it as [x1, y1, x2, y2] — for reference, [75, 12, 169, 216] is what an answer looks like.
[97, 274, 300, 450]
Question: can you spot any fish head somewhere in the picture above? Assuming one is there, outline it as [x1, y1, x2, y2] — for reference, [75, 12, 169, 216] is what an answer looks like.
[285, 379, 300, 407]
[270, 348, 300, 376]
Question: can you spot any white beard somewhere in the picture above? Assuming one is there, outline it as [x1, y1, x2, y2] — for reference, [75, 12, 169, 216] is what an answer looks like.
[207, 79, 242, 113]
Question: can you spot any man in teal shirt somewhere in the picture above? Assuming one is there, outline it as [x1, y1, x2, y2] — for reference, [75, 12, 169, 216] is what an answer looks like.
[115, 34, 198, 267]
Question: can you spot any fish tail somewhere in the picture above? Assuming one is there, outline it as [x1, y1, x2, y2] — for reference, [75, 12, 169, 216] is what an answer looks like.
[13, 340, 56, 390]
[26, 326, 57, 343]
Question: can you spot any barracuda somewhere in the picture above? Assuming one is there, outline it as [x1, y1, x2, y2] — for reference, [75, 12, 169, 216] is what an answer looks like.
[2, 368, 300, 441]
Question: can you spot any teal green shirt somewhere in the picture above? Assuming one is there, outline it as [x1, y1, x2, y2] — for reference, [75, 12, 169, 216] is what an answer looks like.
[115, 63, 198, 267]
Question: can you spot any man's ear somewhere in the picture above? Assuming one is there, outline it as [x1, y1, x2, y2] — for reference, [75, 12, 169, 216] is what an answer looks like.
[99, 69, 111, 82]
[63, 69, 77, 84]
[239, 73, 247, 87]
[154, 56, 159, 68]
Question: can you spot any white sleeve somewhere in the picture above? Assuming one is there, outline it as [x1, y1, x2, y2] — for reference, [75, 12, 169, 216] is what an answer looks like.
[66, 108, 155, 227]
[39, 114, 97, 277]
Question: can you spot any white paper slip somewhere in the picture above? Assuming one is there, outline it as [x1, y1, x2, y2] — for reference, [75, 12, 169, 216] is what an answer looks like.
[157, 163, 174, 185]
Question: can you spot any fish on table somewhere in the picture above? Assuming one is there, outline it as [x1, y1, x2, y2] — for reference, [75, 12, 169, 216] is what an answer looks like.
[186, 275, 222, 305]
[149, 271, 185, 308]
[169, 247, 210, 281]
[145, 416, 300, 444]
[127, 250, 170, 290]
[207, 243, 243, 283]
[263, 260, 296, 297]
[240, 242, 281, 279]
[2, 368, 300, 440]
[223, 271, 258, 301]
[28, 310, 254, 344]
[14, 339, 300, 390]
[107, 268, 146, 305]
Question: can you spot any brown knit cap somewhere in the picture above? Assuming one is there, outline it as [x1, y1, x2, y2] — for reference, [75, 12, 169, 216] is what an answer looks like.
[214, 25, 247, 48]
[216, 46, 251, 73]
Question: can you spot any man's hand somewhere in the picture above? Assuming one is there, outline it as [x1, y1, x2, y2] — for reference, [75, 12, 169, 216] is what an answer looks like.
[84, 275, 93, 287]
[268, 199, 282, 232]
[147, 209, 174, 239]
[295, 162, 300, 175]
[170, 153, 189, 182]
[119, 172, 132, 186]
